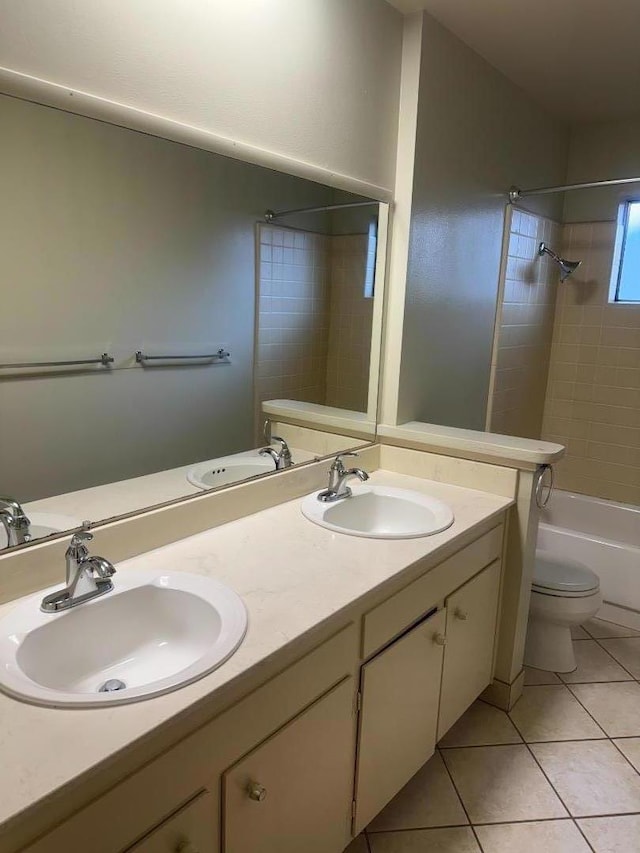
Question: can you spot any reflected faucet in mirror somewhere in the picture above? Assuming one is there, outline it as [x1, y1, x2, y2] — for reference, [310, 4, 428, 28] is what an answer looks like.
[259, 436, 293, 470]
[0, 497, 32, 547]
[41, 523, 116, 613]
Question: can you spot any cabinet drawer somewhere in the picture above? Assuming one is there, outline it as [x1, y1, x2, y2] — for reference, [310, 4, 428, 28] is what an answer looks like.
[222, 677, 356, 853]
[437, 559, 501, 739]
[362, 525, 503, 658]
[126, 791, 216, 853]
[354, 607, 446, 833]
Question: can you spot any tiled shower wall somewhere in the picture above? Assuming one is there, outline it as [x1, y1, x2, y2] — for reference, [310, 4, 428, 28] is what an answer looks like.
[326, 234, 375, 411]
[254, 226, 330, 436]
[488, 208, 561, 438]
[255, 225, 373, 437]
[541, 221, 640, 506]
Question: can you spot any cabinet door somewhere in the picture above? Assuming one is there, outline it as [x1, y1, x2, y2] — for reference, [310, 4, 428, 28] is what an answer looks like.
[438, 559, 501, 739]
[126, 790, 217, 853]
[354, 608, 447, 833]
[223, 677, 355, 853]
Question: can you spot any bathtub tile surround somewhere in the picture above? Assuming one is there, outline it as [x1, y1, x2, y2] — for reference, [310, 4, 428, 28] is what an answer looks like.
[255, 224, 375, 439]
[488, 207, 561, 439]
[362, 625, 640, 853]
[542, 220, 640, 506]
[255, 225, 331, 433]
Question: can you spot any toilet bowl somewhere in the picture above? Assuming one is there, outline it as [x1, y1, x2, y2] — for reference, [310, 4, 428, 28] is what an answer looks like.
[524, 551, 601, 673]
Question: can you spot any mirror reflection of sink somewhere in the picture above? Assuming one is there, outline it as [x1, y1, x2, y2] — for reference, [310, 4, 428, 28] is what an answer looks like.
[0, 512, 81, 550]
[0, 569, 247, 707]
[187, 455, 276, 490]
[301, 485, 454, 540]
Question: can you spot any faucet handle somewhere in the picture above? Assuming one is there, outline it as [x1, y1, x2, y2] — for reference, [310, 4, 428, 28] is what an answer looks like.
[331, 452, 359, 470]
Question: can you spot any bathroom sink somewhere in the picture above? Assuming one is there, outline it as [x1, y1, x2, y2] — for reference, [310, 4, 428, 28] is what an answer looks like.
[301, 485, 454, 539]
[187, 455, 276, 490]
[0, 512, 81, 549]
[0, 569, 247, 707]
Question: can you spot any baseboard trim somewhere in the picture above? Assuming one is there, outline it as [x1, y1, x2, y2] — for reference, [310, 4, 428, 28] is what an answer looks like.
[481, 669, 524, 711]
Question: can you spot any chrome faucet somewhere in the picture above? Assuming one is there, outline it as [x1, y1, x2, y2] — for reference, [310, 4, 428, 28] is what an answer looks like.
[0, 496, 32, 547]
[41, 523, 116, 613]
[318, 453, 369, 503]
[259, 436, 293, 470]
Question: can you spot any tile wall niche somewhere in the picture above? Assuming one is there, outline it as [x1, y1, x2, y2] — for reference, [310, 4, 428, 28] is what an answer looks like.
[488, 208, 561, 439]
[254, 225, 373, 439]
[541, 221, 640, 506]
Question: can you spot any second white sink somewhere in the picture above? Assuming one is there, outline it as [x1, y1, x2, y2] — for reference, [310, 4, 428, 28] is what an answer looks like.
[301, 485, 454, 539]
[187, 455, 276, 490]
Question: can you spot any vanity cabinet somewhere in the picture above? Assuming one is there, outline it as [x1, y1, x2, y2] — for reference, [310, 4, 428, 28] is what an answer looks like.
[13, 521, 506, 853]
[126, 791, 216, 853]
[437, 559, 501, 739]
[223, 677, 355, 853]
[353, 608, 446, 833]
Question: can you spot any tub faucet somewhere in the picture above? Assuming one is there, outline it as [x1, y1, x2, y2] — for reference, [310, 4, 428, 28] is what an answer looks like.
[318, 453, 369, 503]
[259, 436, 293, 470]
[0, 496, 32, 548]
[41, 523, 116, 613]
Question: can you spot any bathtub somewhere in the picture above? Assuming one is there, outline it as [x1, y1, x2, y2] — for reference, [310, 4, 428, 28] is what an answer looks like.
[538, 489, 640, 629]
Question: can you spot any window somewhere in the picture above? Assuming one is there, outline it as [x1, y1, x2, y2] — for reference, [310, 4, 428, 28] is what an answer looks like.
[611, 200, 640, 302]
[363, 219, 377, 299]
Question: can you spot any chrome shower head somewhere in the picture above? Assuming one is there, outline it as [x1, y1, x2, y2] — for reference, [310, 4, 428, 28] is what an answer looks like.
[538, 242, 582, 282]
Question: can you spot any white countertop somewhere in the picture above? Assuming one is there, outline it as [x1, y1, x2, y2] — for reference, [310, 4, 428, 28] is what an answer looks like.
[378, 421, 565, 468]
[0, 470, 512, 832]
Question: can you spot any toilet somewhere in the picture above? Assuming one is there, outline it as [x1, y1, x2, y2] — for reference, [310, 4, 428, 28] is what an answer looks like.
[524, 550, 601, 673]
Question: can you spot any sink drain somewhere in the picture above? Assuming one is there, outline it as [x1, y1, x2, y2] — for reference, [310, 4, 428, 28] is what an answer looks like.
[98, 678, 127, 693]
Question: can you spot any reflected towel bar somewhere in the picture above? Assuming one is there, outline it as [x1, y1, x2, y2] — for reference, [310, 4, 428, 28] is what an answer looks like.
[0, 353, 114, 369]
[135, 349, 230, 364]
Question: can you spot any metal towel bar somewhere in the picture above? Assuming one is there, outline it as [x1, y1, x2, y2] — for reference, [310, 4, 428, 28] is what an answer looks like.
[0, 353, 114, 369]
[135, 349, 230, 364]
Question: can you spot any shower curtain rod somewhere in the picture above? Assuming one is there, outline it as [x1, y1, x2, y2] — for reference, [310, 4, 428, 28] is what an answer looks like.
[264, 200, 377, 222]
[509, 176, 640, 203]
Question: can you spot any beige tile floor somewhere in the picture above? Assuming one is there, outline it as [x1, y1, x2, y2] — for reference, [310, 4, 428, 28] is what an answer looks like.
[347, 617, 640, 852]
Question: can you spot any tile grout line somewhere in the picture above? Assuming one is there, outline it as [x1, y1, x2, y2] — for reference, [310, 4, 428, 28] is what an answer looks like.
[558, 636, 640, 780]
[524, 633, 640, 848]
[591, 634, 640, 680]
[517, 736, 597, 853]
[564, 681, 640, 779]
[436, 746, 485, 852]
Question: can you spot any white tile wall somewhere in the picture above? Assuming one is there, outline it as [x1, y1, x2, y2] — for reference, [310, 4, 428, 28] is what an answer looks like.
[488, 208, 561, 439]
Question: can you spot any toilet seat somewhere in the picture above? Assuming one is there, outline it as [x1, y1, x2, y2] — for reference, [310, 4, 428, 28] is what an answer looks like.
[532, 551, 599, 598]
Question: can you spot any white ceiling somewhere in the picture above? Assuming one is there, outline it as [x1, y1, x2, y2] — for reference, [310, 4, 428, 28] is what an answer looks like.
[386, 0, 640, 123]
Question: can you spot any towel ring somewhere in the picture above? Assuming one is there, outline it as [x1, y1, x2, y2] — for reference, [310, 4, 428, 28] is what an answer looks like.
[535, 464, 554, 510]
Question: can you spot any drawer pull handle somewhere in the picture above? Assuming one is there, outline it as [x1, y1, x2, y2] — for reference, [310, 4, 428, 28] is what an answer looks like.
[176, 842, 199, 853]
[454, 608, 468, 621]
[247, 781, 267, 802]
[433, 632, 447, 646]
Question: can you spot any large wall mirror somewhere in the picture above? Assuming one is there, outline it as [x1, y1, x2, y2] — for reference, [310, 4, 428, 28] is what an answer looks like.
[0, 93, 387, 551]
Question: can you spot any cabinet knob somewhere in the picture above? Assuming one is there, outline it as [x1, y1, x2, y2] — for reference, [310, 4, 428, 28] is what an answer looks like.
[176, 842, 199, 853]
[454, 607, 468, 621]
[433, 632, 447, 646]
[247, 781, 267, 802]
